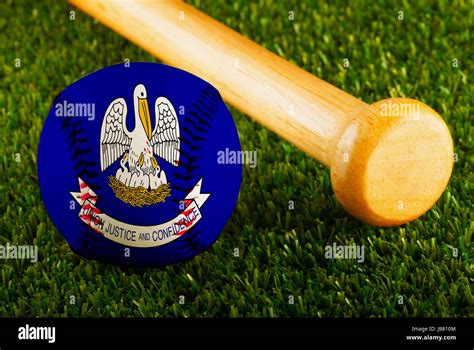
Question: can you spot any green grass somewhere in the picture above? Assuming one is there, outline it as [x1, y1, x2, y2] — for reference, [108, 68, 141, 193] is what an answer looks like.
[0, 0, 472, 317]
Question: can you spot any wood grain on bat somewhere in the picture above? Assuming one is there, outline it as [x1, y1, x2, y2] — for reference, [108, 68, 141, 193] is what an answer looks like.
[69, 0, 454, 226]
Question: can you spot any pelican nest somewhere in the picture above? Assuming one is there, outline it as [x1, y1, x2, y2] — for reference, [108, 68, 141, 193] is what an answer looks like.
[108, 175, 171, 207]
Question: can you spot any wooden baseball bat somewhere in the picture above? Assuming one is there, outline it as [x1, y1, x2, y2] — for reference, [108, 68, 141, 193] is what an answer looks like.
[69, 0, 454, 226]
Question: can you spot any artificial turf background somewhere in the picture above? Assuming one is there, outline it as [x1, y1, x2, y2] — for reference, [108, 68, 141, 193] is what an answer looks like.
[0, 0, 472, 317]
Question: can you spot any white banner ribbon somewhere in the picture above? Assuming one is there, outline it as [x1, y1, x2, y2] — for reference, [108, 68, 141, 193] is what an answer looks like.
[70, 178, 210, 248]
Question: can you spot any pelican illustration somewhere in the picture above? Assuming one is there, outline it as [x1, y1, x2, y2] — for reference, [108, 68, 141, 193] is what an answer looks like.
[100, 83, 180, 191]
